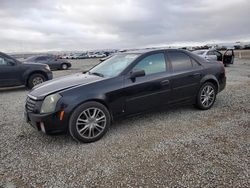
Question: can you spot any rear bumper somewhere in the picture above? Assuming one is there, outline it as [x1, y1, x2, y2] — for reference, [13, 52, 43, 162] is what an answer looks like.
[24, 110, 68, 134]
[219, 76, 226, 92]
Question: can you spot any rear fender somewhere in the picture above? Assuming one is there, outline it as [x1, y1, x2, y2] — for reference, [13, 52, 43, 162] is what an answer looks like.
[200, 75, 219, 92]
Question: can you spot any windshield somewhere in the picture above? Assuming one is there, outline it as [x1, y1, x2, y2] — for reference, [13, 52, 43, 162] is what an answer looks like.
[89, 54, 139, 77]
[193, 50, 206, 55]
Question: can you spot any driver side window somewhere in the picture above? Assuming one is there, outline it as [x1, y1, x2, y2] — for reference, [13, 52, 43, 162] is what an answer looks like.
[0, 57, 10, 65]
[0, 57, 7, 65]
[133, 53, 166, 75]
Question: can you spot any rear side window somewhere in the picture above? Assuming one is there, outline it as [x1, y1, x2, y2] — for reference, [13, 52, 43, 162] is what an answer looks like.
[168, 51, 193, 72]
[133, 53, 166, 75]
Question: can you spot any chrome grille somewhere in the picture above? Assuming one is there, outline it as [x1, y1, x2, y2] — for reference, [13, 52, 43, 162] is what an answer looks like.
[26, 97, 36, 112]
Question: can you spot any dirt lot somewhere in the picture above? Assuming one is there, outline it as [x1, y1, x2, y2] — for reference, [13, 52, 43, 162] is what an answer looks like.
[0, 58, 249, 187]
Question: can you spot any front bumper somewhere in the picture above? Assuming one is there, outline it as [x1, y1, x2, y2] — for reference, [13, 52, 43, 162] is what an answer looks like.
[24, 110, 68, 134]
[47, 71, 53, 80]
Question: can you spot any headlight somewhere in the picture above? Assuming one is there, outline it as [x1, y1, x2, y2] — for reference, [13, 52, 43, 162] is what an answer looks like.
[40, 93, 61, 113]
[45, 65, 50, 71]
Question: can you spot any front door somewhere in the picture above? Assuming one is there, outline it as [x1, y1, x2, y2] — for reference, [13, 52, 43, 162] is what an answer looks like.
[223, 49, 234, 65]
[123, 52, 171, 115]
[0, 56, 23, 87]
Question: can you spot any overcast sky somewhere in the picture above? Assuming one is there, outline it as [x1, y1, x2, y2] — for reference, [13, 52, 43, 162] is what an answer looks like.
[0, 0, 249, 52]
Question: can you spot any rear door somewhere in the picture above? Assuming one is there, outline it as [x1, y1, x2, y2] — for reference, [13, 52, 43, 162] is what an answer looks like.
[123, 52, 171, 114]
[0, 56, 24, 87]
[167, 51, 203, 104]
[223, 49, 234, 64]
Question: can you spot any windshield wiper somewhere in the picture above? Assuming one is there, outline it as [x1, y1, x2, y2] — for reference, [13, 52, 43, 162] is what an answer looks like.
[89, 72, 104, 77]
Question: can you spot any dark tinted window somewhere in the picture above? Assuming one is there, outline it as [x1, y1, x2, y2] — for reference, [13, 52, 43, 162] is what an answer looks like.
[0, 57, 7, 65]
[0, 56, 15, 65]
[133, 53, 166, 75]
[190, 57, 200, 67]
[168, 51, 192, 72]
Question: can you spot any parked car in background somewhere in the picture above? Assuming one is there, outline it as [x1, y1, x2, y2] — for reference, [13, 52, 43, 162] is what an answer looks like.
[72, 53, 88, 59]
[25, 49, 226, 143]
[88, 52, 106, 58]
[25, 55, 72, 70]
[193, 49, 234, 66]
[61, 54, 75, 59]
[0, 52, 52, 89]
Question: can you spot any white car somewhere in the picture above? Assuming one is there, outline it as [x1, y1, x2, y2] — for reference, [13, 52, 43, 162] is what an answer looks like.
[193, 49, 234, 66]
[193, 49, 222, 61]
[88, 52, 106, 58]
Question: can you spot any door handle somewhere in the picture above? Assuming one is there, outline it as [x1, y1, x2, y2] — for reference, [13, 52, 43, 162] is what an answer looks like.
[190, 73, 201, 77]
[160, 80, 170, 86]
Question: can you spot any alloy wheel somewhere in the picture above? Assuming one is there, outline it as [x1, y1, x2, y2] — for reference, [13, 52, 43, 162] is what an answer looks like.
[32, 76, 44, 86]
[76, 107, 107, 139]
[200, 85, 215, 108]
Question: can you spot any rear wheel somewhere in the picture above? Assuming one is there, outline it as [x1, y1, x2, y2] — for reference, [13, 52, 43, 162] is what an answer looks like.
[69, 101, 111, 143]
[61, 63, 68, 70]
[27, 73, 45, 89]
[196, 82, 216, 110]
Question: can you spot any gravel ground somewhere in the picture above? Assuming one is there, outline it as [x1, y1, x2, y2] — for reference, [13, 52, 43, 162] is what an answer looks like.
[0, 58, 249, 187]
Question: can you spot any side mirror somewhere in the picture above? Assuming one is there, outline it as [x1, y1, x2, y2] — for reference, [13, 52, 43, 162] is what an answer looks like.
[129, 69, 145, 80]
[7, 59, 16, 66]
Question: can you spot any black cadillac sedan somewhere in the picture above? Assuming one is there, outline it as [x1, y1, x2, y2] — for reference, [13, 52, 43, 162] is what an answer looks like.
[25, 49, 226, 143]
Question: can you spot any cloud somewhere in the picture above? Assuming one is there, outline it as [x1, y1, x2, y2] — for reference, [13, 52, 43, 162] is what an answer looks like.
[0, 0, 249, 52]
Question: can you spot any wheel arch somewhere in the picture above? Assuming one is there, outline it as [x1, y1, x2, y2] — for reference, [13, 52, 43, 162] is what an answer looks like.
[25, 71, 49, 86]
[200, 75, 219, 93]
[68, 98, 114, 123]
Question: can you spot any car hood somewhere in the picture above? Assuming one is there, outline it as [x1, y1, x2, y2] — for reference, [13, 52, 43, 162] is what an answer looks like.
[22, 62, 47, 67]
[28, 73, 104, 100]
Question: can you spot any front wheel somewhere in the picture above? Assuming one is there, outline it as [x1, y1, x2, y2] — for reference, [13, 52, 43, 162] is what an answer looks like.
[196, 82, 217, 110]
[27, 73, 45, 89]
[69, 102, 111, 143]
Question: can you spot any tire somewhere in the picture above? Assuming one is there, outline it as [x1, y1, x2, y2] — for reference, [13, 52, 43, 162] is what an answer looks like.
[27, 73, 46, 89]
[196, 82, 217, 110]
[69, 101, 111, 143]
[61, 63, 68, 70]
